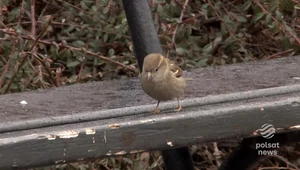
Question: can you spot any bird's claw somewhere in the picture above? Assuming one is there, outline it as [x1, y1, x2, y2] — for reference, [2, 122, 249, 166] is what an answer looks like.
[153, 108, 161, 114]
[175, 106, 182, 112]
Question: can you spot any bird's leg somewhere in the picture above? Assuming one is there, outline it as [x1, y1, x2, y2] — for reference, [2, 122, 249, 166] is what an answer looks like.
[153, 101, 161, 114]
[176, 97, 182, 112]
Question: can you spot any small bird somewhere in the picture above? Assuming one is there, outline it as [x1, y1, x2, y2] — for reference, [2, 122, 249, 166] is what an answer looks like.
[141, 53, 186, 114]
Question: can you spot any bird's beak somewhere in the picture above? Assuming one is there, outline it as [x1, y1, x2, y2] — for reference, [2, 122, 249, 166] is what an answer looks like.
[146, 72, 152, 80]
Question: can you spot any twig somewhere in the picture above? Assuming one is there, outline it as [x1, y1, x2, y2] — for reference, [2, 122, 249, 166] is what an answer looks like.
[77, 43, 88, 81]
[26, 54, 37, 72]
[206, 0, 236, 38]
[37, 65, 47, 89]
[54, 67, 66, 86]
[272, 155, 300, 170]
[2, 17, 52, 94]
[56, 0, 91, 16]
[23, 52, 58, 87]
[18, 0, 25, 26]
[265, 49, 294, 59]
[5, 21, 131, 38]
[212, 142, 222, 167]
[38, 0, 50, 21]
[0, 42, 16, 89]
[23, 71, 38, 90]
[0, 55, 7, 65]
[291, 0, 300, 5]
[254, 1, 300, 46]
[31, 0, 37, 54]
[0, 29, 135, 72]
[170, 0, 189, 52]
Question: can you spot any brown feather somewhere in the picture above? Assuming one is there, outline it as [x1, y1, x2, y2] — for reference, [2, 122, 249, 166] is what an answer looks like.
[167, 58, 183, 78]
[141, 53, 186, 101]
[142, 53, 165, 72]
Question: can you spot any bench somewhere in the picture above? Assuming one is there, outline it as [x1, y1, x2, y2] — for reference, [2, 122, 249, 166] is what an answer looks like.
[1, 0, 300, 169]
[1, 56, 300, 169]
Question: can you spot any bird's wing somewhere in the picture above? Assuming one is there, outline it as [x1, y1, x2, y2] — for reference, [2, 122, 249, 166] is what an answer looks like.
[166, 58, 183, 78]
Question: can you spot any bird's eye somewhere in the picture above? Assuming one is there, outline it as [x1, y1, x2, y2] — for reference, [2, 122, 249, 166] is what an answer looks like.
[155, 68, 159, 72]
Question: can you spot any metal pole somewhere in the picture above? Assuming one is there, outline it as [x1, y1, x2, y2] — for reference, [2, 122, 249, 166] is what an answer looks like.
[122, 0, 194, 169]
[122, 0, 162, 71]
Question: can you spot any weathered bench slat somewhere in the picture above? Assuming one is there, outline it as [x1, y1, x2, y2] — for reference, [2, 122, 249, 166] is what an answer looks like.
[1, 57, 300, 169]
[1, 57, 300, 124]
[1, 83, 300, 133]
[1, 89, 300, 169]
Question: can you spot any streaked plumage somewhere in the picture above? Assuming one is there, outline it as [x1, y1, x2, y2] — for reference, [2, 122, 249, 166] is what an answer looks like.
[141, 53, 186, 114]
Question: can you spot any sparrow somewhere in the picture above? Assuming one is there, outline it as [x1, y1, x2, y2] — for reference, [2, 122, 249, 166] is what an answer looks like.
[141, 53, 186, 114]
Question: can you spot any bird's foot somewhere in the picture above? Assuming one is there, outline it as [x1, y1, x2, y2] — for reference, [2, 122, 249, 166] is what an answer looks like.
[175, 106, 182, 112]
[153, 108, 161, 114]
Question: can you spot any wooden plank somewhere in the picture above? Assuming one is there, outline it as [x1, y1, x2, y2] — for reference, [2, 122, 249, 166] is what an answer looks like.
[1, 90, 300, 169]
[1, 57, 300, 128]
[1, 57, 300, 169]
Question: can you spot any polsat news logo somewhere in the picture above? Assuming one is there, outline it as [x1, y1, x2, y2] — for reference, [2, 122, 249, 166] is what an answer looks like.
[256, 123, 279, 155]
[259, 123, 275, 139]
